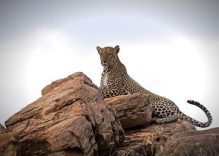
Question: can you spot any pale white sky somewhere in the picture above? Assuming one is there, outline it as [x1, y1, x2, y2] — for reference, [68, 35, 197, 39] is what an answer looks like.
[0, 0, 219, 129]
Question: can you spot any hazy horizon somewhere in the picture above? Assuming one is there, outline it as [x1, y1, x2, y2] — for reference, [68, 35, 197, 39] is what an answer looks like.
[0, 0, 219, 129]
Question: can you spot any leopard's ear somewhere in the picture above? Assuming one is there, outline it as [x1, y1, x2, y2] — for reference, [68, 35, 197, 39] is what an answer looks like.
[115, 45, 120, 54]
[96, 46, 101, 53]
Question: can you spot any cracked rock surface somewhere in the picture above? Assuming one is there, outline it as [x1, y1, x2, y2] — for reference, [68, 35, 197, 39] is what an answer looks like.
[0, 72, 124, 156]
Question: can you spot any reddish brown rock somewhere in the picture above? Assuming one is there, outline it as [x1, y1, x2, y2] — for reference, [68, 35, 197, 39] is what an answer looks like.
[1, 72, 125, 156]
[0, 131, 17, 156]
[113, 120, 219, 156]
[113, 121, 196, 156]
[156, 127, 219, 156]
[105, 93, 152, 129]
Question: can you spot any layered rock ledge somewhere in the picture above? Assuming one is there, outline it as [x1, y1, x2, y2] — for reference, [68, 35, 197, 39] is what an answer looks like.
[0, 72, 124, 156]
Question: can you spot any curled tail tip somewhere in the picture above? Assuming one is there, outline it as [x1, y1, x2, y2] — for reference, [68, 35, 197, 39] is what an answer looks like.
[186, 99, 213, 127]
[187, 100, 195, 103]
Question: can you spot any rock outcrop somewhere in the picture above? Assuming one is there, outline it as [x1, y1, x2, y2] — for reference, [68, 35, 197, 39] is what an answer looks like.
[156, 127, 219, 156]
[1, 72, 124, 156]
[0, 72, 219, 156]
[105, 93, 152, 129]
[112, 120, 196, 155]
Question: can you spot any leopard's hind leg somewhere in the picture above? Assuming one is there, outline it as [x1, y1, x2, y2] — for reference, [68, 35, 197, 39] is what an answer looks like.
[151, 97, 181, 124]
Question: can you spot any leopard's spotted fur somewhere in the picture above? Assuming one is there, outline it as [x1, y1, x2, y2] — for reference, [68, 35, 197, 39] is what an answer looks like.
[97, 45, 212, 128]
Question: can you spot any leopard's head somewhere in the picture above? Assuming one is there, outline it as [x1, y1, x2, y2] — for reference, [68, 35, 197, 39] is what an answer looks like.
[97, 45, 120, 70]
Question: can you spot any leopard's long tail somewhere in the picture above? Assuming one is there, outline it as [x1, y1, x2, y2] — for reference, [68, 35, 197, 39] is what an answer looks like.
[180, 100, 212, 128]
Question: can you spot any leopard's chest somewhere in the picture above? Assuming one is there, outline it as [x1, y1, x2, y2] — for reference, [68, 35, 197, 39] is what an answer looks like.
[101, 71, 116, 87]
[102, 73, 109, 86]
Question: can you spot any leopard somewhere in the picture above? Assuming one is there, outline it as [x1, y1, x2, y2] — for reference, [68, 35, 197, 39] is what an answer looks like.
[97, 45, 212, 128]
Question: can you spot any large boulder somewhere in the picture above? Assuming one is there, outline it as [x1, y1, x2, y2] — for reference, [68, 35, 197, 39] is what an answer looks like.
[113, 120, 196, 156]
[1, 72, 125, 156]
[105, 93, 152, 129]
[156, 127, 219, 156]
